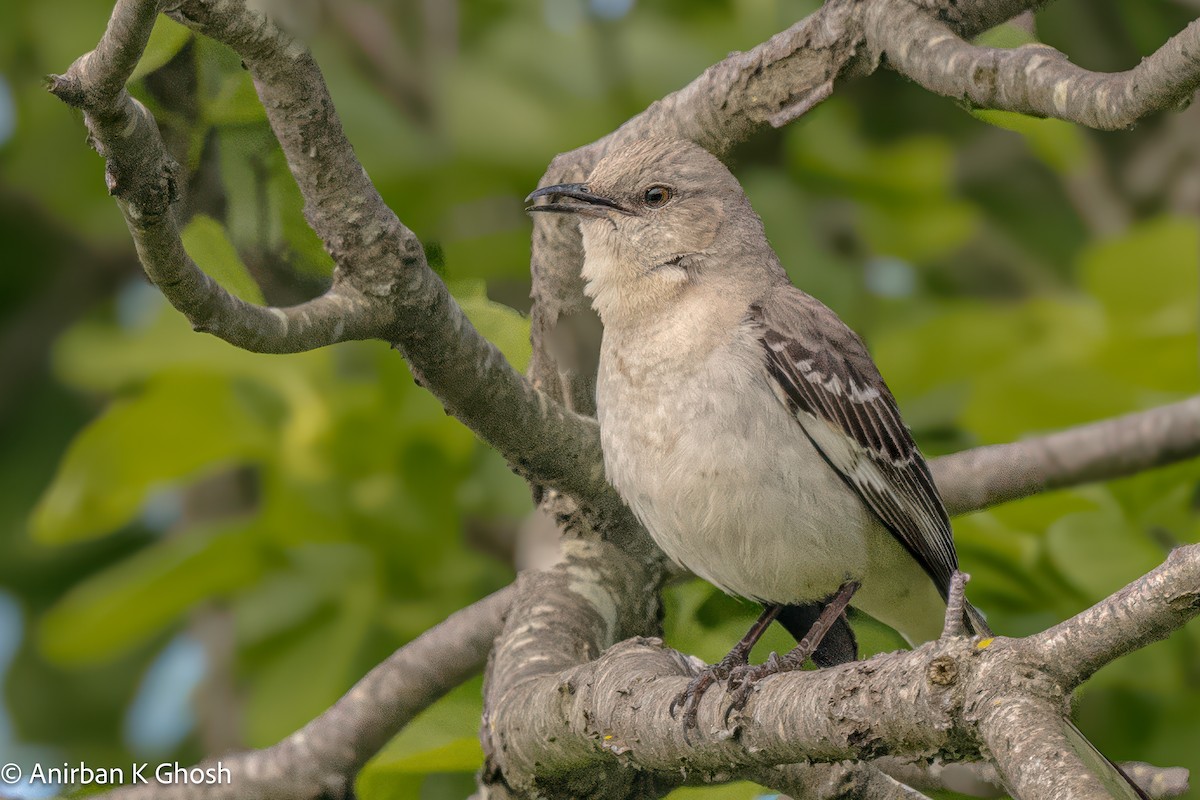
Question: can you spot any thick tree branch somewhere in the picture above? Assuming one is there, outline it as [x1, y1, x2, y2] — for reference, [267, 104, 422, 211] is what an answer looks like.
[484, 546, 1200, 796]
[481, 539, 936, 799]
[77, 560, 1188, 800]
[865, 0, 1200, 130]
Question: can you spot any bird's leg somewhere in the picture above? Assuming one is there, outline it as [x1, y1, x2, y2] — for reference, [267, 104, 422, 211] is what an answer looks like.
[670, 604, 781, 729]
[724, 581, 860, 723]
[941, 570, 969, 640]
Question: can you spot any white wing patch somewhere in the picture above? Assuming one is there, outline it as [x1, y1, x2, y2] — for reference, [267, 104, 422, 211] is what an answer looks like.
[771, 339, 882, 404]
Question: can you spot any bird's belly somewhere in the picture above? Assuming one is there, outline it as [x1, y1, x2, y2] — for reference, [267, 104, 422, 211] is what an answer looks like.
[601, 367, 877, 605]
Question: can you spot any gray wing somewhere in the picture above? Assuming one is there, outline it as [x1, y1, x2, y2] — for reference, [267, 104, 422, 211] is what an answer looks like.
[751, 286, 958, 597]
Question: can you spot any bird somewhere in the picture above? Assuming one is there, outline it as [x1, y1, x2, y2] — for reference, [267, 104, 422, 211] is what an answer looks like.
[524, 138, 1147, 798]
[528, 135, 986, 693]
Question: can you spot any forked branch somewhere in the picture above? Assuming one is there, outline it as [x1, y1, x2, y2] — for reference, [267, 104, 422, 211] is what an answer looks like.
[482, 543, 1200, 798]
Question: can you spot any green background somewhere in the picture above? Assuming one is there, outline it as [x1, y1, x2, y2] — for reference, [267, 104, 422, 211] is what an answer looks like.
[1, 1, 1198, 798]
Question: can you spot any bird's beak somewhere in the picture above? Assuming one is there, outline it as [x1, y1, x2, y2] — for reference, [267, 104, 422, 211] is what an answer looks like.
[525, 183, 628, 216]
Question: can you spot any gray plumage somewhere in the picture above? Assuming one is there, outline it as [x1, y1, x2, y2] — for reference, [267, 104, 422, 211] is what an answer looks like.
[528, 137, 986, 647]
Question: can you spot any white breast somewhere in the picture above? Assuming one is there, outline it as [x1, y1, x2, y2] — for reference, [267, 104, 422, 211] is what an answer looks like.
[597, 322, 878, 605]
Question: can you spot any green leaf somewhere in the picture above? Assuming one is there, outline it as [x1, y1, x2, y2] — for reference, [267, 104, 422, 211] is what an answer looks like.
[972, 110, 1089, 175]
[860, 199, 978, 262]
[357, 680, 485, 800]
[38, 522, 263, 665]
[1079, 216, 1199, 331]
[182, 214, 266, 304]
[367, 737, 482, 774]
[1046, 510, 1163, 600]
[869, 137, 958, 199]
[31, 374, 270, 543]
[202, 69, 267, 126]
[243, 546, 377, 746]
[965, 360, 1138, 444]
[973, 21, 1038, 48]
[664, 783, 773, 799]
[788, 113, 960, 204]
[356, 740, 483, 800]
[131, 16, 193, 82]
[53, 302, 329, 402]
[953, 509, 1047, 612]
[450, 280, 532, 371]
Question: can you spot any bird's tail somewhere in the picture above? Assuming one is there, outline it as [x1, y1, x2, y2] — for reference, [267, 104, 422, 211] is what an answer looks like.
[964, 600, 991, 637]
[1058, 719, 1150, 800]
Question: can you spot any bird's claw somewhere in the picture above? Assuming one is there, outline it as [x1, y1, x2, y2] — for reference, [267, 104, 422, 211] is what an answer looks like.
[723, 652, 790, 725]
[671, 657, 744, 730]
[670, 678, 705, 730]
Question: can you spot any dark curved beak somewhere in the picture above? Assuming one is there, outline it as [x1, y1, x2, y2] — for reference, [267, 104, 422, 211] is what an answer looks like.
[525, 183, 628, 215]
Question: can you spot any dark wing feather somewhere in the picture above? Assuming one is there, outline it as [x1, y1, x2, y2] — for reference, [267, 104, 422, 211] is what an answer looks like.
[751, 287, 959, 599]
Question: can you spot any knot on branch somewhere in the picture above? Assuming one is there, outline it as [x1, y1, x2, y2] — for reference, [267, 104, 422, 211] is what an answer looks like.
[926, 655, 958, 686]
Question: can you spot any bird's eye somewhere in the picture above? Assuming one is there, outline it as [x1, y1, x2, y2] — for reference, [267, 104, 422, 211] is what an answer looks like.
[642, 185, 673, 208]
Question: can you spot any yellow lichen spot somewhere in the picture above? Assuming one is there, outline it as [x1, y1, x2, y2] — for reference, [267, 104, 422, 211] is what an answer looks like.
[604, 735, 613, 741]
[976, 637, 994, 650]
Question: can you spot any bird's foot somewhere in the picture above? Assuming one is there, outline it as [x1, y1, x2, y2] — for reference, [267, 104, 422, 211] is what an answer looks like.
[670, 605, 783, 731]
[670, 649, 747, 730]
[723, 649, 806, 724]
[722, 582, 860, 725]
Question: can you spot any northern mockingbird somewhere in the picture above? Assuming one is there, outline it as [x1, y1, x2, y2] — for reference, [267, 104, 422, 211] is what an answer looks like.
[525, 140, 1148, 796]
[527, 137, 986, 716]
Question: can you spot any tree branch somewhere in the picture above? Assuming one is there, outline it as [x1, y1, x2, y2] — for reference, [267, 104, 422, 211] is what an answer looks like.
[1031, 545, 1200, 689]
[911, 0, 1053, 38]
[48, 0, 380, 355]
[975, 698, 1116, 800]
[744, 762, 934, 800]
[865, 0, 1200, 130]
[932, 396, 1200, 515]
[46, 0, 616, 518]
[877, 756, 1188, 798]
[90, 585, 512, 800]
[484, 545, 1200, 795]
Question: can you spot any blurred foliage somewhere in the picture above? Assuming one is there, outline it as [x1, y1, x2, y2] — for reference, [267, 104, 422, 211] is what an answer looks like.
[1, 0, 1198, 798]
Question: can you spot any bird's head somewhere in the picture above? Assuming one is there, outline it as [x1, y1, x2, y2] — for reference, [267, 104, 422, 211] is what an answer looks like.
[526, 138, 769, 324]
